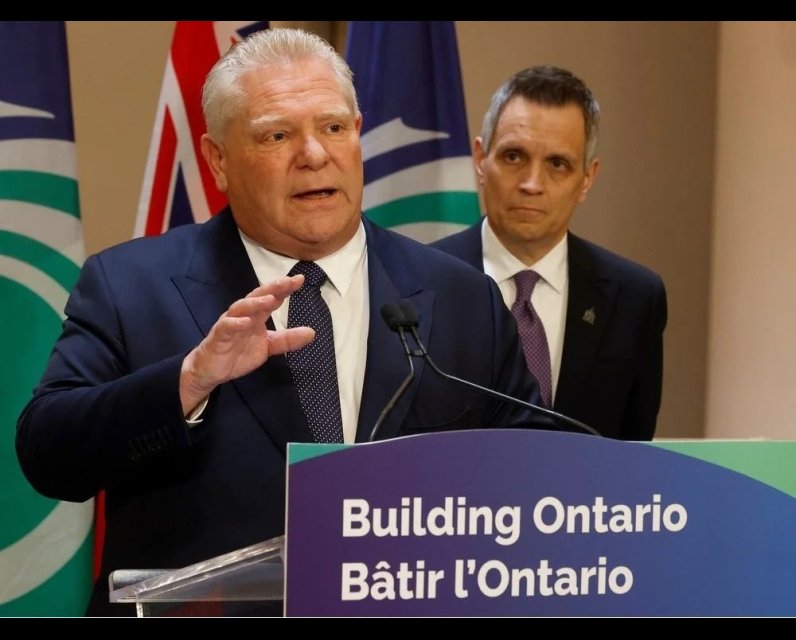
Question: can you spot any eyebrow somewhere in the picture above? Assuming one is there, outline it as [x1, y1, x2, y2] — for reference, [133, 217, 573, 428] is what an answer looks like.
[250, 108, 353, 131]
[319, 108, 354, 121]
[495, 140, 579, 163]
[250, 114, 288, 131]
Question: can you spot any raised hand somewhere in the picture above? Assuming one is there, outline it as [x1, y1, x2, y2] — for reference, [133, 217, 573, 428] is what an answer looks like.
[179, 274, 315, 414]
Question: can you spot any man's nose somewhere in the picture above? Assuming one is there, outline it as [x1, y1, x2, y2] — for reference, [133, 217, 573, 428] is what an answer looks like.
[297, 135, 330, 170]
[518, 163, 544, 194]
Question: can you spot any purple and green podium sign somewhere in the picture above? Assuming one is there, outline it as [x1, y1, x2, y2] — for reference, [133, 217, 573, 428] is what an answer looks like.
[284, 430, 796, 616]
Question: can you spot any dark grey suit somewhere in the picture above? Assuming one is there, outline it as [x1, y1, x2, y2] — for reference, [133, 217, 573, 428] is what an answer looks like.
[432, 220, 667, 440]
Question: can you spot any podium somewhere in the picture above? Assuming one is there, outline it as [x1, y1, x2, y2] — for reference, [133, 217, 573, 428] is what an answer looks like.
[109, 430, 796, 616]
[109, 536, 285, 616]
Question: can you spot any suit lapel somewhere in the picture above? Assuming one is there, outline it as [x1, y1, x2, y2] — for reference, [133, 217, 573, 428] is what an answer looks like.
[555, 234, 619, 411]
[356, 220, 432, 442]
[454, 220, 485, 270]
[172, 211, 312, 453]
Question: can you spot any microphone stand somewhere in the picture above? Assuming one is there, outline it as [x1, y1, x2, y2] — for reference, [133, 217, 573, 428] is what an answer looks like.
[368, 325, 416, 442]
[402, 318, 601, 438]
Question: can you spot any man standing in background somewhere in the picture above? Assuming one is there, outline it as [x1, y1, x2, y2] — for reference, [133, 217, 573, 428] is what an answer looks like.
[433, 65, 667, 440]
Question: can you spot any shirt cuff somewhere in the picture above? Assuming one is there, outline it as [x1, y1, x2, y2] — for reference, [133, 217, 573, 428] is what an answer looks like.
[185, 396, 210, 427]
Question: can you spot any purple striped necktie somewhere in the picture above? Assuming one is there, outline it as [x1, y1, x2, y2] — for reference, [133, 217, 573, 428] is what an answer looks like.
[511, 270, 552, 407]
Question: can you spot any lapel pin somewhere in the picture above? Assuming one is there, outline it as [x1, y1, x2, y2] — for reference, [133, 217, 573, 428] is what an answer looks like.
[582, 307, 596, 325]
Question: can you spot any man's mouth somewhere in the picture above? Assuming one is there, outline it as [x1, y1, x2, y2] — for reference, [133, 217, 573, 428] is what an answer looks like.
[294, 188, 337, 199]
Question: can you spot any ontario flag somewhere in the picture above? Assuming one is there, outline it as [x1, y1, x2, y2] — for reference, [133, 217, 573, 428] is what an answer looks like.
[133, 21, 269, 238]
[345, 21, 480, 243]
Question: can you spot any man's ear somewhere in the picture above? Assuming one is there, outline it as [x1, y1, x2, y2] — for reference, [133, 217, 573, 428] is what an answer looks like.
[200, 134, 228, 193]
[473, 137, 486, 186]
[579, 158, 600, 202]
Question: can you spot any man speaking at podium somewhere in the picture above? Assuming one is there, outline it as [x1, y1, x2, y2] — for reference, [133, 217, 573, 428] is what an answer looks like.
[16, 29, 547, 615]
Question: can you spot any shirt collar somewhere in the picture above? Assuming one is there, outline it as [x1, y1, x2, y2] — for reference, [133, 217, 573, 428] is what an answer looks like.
[482, 218, 568, 294]
[239, 220, 367, 297]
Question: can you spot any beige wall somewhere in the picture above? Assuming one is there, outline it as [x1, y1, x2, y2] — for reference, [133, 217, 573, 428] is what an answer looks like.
[66, 21, 174, 251]
[706, 22, 796, 438]
[66, 21, 718, 439]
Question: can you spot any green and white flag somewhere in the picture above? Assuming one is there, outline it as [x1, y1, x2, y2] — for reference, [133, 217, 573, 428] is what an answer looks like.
[345, 21, 480, 243]
[0, 21, 93, 616]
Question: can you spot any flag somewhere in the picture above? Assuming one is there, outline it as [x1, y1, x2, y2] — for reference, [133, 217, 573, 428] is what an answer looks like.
[134, 21, 269, 237]
[0, 21, 93, 616]
[345, 21, 480, 243]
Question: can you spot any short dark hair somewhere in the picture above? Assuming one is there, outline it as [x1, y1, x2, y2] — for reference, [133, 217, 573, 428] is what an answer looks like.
[480, 65, 600, 165]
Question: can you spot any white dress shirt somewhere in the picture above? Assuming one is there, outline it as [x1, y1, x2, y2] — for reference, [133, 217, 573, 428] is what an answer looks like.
[481, 219, 569, 403]
[240, 222, 369, 444]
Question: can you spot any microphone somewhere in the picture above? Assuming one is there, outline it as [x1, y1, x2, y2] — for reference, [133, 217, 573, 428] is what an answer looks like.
[368, 304, 417, 442]
[396, 301, 601, 438]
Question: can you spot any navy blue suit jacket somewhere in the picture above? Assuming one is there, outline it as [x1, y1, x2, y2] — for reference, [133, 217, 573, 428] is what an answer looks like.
[17, 210, 542, 614]
[432, 221, 667, 441]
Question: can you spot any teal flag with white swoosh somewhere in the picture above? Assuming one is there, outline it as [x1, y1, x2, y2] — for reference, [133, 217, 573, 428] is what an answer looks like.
[345, 21, 480, 243]
[0, 21, 93, 616]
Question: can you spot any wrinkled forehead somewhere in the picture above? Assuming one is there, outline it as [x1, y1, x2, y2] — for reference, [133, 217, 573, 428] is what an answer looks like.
[496, 98, 588, 145]
[238, 58, 357, 116]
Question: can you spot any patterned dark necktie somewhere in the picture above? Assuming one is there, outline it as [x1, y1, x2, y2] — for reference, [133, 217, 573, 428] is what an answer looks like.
[511, 270, 553, 407]
[285, 261, 344, 443]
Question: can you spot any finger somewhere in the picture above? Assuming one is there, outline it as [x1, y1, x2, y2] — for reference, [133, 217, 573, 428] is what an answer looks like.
[232, 275, 304, 319]
[267, 327, 315, 355]
[209, 315, 262, 341]
[246, 274, 304, 301]
[225, 294, 282, 319]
